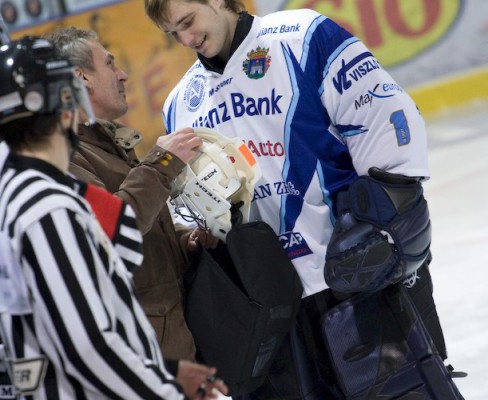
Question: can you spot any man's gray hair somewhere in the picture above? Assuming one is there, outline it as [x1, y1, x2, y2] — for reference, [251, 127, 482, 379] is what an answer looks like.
[43, 27, 99, 71]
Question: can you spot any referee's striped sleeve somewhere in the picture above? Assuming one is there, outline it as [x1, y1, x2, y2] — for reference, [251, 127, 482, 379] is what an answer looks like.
[114, 204, 144, 272]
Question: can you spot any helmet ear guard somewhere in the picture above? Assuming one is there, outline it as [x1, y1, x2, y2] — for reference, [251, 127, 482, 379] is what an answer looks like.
[171, 127, 261, 242]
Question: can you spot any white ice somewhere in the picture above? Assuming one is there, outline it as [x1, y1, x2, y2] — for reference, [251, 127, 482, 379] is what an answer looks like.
[423, 102, 488, 399]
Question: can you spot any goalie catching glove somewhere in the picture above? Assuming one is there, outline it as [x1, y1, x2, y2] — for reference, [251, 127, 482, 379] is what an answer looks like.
[324, 167, 431, 293]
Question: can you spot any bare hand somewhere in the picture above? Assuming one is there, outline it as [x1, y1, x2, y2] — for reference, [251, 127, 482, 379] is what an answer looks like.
[176, 360, 228, 399]
[156, 128, 203, 164]
[187, 228, 220, 253]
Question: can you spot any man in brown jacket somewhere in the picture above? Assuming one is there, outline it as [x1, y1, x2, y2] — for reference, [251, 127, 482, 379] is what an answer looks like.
[44, 27, 219, 364]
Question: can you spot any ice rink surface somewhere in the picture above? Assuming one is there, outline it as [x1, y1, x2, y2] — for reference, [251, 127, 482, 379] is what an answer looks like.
[422, 102, 488, 399]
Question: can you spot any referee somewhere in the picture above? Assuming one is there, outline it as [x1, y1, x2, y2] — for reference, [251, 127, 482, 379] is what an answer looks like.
[0, 36, 226, 399]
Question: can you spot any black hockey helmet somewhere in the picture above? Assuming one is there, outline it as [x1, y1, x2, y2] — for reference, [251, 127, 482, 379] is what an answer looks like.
[0, 35, 95, 126]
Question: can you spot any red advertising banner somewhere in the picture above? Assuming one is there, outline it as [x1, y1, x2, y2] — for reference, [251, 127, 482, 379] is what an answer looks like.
[283, 0, 462, 67]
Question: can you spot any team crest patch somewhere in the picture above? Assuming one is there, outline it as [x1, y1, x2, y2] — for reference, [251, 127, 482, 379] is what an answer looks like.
[242, 47, 271, 80]
[184, 74, 206, 111]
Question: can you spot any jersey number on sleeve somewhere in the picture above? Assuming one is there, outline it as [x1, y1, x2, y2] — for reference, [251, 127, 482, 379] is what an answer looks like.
[390, 110, 410, 146]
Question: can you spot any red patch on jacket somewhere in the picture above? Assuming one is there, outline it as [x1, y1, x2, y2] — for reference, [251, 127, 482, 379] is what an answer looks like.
[83, 184, 123, 240]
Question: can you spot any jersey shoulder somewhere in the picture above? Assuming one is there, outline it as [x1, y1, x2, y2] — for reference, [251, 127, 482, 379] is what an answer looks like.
[4, 171, 89, 234]
[260, 8, 322, 27]
[179, 60, 205, 87]
[256, 9, 324, 43]
[165, 59, 204, 105]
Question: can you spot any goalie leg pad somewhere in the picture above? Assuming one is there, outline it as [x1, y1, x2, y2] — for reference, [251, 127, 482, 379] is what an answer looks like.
[319, 285, 464, 399]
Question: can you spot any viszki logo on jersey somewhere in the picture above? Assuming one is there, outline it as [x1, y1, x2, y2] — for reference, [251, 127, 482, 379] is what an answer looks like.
[333, 52, 381, 94]
[242, 47, 271, 79]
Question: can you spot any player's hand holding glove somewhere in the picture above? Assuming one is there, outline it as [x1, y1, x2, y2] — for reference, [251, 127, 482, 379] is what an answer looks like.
[324, 167, 431, 293]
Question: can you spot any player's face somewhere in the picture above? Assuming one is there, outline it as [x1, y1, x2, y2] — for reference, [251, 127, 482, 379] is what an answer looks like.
[82, 40, 128, 121]
[163, 0, 236, 60]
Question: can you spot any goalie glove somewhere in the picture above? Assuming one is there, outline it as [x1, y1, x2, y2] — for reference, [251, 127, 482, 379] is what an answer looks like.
[324, 167, 431, 293]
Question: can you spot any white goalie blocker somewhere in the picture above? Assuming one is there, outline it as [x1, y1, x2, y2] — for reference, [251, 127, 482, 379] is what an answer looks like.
[171, 127, 262, 241]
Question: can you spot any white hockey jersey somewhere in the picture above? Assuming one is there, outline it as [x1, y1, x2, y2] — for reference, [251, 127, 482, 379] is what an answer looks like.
[163, 9, 429, 297]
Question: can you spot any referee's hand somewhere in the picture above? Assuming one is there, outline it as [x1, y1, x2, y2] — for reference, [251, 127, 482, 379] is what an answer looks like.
[186, 228, 220, 254]
[176, 360, 228, 399]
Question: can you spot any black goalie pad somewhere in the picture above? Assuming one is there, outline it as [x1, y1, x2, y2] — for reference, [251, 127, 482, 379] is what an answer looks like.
[184, 221, 303, 396]
[320, 284, 464, 399]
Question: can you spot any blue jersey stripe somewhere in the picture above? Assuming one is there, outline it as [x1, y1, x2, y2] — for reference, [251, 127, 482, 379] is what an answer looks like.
[280, 43, 301, 234]
[300, 15, 327, 70]
[164, 95, 179, 132]
[280, 44, 332, 234]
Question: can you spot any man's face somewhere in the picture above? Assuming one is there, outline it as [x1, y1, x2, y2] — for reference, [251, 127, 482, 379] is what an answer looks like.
[83, 40, 128, 121]
[162, 0, 235, 60]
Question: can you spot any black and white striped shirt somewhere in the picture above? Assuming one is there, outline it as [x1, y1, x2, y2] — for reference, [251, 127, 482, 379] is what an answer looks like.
[70, 176, 144, 273]
[0, 143, 185, 400]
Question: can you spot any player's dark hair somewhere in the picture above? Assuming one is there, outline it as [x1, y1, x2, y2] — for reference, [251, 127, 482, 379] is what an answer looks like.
[1, 115, 58, 152]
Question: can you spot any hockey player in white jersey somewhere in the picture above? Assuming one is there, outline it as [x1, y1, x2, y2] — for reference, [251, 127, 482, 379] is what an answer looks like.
[145, 1, 465, 399]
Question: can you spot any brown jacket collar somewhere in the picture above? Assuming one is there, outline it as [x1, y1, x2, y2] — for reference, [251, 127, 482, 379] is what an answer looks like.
[78, 119, 143, 160]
